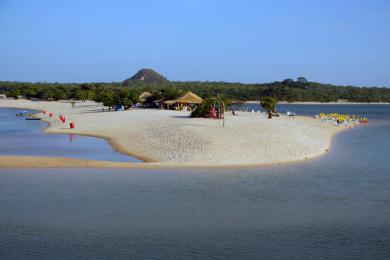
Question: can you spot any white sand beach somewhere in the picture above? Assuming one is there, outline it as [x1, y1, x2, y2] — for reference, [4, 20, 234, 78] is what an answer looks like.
[0, 99, 344, 168]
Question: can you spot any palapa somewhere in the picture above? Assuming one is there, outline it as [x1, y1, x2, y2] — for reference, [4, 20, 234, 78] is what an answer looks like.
[174, 91, 203, 104]
[139, 92, 153, 102]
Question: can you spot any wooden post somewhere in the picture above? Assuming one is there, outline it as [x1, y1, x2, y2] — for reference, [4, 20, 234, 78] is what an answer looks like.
[217, 94, 225, 128]
[222, 100, 225, 128]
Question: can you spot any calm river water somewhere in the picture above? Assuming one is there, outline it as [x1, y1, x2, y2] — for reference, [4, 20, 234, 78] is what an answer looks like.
[0, 108, 141, 162]
[0, 104, 390, 259]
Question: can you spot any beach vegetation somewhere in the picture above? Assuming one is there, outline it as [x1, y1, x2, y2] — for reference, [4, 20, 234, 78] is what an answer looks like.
[115, 89, 139, 109]
[191, 97, 214, 118]
[260, 96, 279, 119]
[100, 90, 116, 111]
[191, 96, 227, 118]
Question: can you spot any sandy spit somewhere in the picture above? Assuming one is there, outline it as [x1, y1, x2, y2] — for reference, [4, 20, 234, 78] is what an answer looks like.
[0, 99, 345, 168]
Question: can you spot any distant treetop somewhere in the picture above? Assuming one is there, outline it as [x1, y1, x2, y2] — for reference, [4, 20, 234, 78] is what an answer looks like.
[123, 68, 168, 85]
[282, 78, 295, 84]
[283, 77, 308, 85]
[297, 77, 308, 84]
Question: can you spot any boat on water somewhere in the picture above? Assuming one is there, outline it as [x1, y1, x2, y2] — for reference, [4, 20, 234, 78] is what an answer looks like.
[25, 117, 41, 120]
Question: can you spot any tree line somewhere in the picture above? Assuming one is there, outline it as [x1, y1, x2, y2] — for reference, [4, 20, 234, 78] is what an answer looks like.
[1, 78, 390, 103]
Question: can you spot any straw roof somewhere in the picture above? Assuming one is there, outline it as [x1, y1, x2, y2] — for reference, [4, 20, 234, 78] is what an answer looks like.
[139, 92, 153, 102]
[175, 91, 203, 104]
[163, 100, 176, 105]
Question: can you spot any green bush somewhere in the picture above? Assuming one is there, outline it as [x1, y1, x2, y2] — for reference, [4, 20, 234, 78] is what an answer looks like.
[191, 97, 227, 118]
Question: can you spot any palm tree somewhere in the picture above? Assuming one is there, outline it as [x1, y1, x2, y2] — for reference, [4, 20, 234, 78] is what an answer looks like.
[260, 96, 278, 119]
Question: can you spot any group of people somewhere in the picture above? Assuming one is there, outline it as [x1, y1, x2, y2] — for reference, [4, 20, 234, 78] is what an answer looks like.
[315, 113, 368, 127]
[176, 105, 193, 112]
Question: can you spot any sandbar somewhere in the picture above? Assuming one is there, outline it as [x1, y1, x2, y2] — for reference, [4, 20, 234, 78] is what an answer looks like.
[0, 99, 344, 168]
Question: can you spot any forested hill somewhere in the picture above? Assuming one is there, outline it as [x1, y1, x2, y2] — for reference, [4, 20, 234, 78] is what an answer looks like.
[122, 68, 167, 85]
[1, 76, 390, 103]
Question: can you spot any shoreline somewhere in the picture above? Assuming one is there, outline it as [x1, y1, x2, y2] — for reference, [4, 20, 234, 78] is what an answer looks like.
[245, 101, 390, 105]
[0, 125, 349, 170]
[0, 99, 347, 169]
[5, 106, 155, 163]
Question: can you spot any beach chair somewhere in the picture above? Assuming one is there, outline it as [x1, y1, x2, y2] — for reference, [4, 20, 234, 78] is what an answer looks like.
[286, 111, 295, 119]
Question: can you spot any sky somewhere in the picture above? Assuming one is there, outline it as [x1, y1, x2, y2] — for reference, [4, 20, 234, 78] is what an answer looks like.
[0, 0, 389, 86]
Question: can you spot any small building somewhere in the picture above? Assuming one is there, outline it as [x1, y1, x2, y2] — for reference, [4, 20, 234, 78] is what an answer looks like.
[163, 91, 203, 111]
[139, 91, 158, 108]
[0, 94, 7, 99]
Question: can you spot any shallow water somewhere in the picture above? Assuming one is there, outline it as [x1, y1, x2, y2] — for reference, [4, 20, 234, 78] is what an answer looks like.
[1, 105, 390, 259]
[240, 103, 390, 122]
[0, 108, 142, 162]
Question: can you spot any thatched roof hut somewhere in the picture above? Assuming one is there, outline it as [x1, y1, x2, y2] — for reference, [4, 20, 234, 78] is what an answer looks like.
[139, 91, 153, 102]
[174, 91, 203, 104]
[162, 91, 203, 110]
[163, 100, 176, 105]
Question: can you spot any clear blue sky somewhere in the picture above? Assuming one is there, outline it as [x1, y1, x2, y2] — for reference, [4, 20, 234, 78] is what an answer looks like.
[1, 0, 389, 86]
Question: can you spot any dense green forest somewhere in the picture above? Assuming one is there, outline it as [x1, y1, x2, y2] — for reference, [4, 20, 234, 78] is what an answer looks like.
[1, 76, 390, 104]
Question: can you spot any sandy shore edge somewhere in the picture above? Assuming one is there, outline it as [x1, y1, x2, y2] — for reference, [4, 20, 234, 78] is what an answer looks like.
[0, 126, 347, 170]
[0, 124, 349, 170]
[0, 100, 347, 169]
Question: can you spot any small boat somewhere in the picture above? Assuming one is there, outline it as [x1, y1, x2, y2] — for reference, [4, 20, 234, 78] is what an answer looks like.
[25, 117, 41, 120]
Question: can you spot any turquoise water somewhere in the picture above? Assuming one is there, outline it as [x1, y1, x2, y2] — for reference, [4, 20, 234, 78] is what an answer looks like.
[0, 108, 142, 162]
[0, 105, 390, 259]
